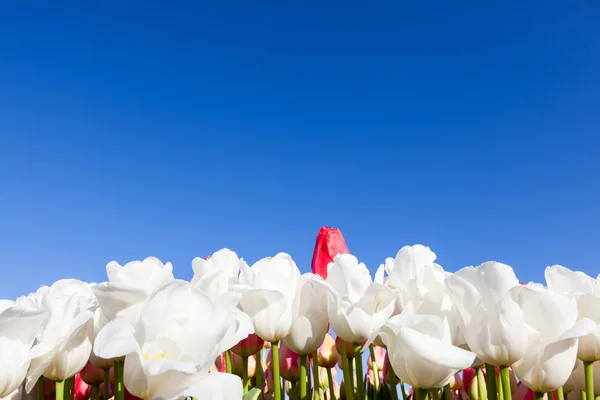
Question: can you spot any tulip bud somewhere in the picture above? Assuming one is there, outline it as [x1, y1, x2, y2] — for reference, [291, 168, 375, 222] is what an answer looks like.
[278, 342, 303, 382]
[74, 374, 91, 400]
[80, 361, 105, 386]
[317, 333, 340, 368]
[318, 366, 337, 389]
[367, 345, 385, 371]
[449, 373, 463, 391]
[382, 355, 397, 384]
[462, 368, 476, 394]
[311, 227, 349, 279]
[231, 353, 257, 378]
[231, 334, 265, 357]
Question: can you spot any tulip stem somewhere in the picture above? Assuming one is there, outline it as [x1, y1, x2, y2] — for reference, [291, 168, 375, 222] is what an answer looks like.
[38, 378, 44, 400]
[338, 338, 355, 400]
[291, 380, 298, 398]
[585, 361, 595, 400]
[256, 349, 264, 389]
[225, 350, 232, 374]
[386, 351, 399, 400]
[354, 343, 365, 400]
[477, 368, 487, 400]
[56, 380, 65, 400]
[485, 364, 498, 400]
[115, 360, 125, 400]
[417, 388, 430, 400]
[444, 385, 452, 400]
[400, 380, 407, 400]
[500, 366, 512, 400]
[327, 367, 336, 400]
[556, 387, 564, 400]
[300, 354, 308, 400]
[312, 352, 320, 400]
[272, 342, 282, 400]
[582, 390, 587, 400]
[242, 355, 250, 394]
[66, 377, 75, 400]
[103, 368, 110, 400]
[369, 345, 381, 393]
[91, 385, 99, 400]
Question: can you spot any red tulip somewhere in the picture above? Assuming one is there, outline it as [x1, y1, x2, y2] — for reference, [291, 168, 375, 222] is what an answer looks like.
[74, 374, 91, 400]
[311, 227, 349, 279]
[462, 368, 477, 393]
[231, 333, 265, 357]
[80, 361, 105, 385]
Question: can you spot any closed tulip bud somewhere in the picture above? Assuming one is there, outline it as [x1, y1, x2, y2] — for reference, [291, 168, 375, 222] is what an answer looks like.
[317, 333, 340, 368]
[449, 373, 463, 391]
[79, 361, 105, 385]
[462, 368, 477, 394]
[231, 352, 257, 378]
[264, 341, 272, 349]
[231, 333, 265, 357]
[367, 346, 385, 371]
[318, 366, 337, 389]
[278, 342, 303, 382]
[311, 227, 349, 279]
[74, 374, 91, 400]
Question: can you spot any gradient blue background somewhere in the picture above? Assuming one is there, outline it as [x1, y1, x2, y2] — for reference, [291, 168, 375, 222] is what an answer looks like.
[1, 1, 599, 299]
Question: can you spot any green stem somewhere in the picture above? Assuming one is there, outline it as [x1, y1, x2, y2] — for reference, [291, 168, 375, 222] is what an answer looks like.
[339, 338, 355, 400]
[225, 350, 232, 374]
[417, 388, 430, 400]
[327, 367, 336, 400]
[500, 366, 512, 400]
[291, 380, 298, 399]
[534, 393, 544, 400]
[556, 387, 564, 400]
[242, 355, 250, 394]
[585, 361, 595, 400]
[103, 368, 109, 400]
[38, 378, 44, 400]
[354, 343, 365, 400]
[66, 377, 75, 400]
[115, 360, 125, 400]
[477, 368, 487, 400]
[312, 352, 320, 400]
[369, 345, 381, 393]
[56, 380, 65, 400]
[386, 351, 398, 400]
[582, 390, 588, 400]
[256, 350, 264, 389]
[485, 364, 498, 400]
[300, 354, 308, 400]
[444, 385, 453, 400]
[91, 385, 99, 400]
[400, 380, 407, 400]
[272, 342, 282, 400]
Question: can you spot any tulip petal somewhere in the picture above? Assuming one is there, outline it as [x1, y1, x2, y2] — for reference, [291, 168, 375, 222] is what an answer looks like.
[93, 317, 141, 360]
[180, 372, 243, 400]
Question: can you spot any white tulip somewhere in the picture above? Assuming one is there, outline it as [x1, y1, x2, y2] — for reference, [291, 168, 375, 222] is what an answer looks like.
[191, 248, 245, 303]
[235, 253, 301, 342]
[93, 257, 174, 326]
[510, 284, 596, 392]
[376, 245, 461, 344]
[546, 265, 600, 362]
[365, 312, 476, 389]
[283, 274, 329, 355]
[26, 279, 96, 391]
[326, 254, 397, 344]
[0, 302, 48, 398]
[446, 261, 527, 366]
[94, 280, 252, 400]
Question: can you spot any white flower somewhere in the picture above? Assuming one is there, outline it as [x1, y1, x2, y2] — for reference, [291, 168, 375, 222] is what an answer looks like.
[94, 280, 252, 400]
[0, 302, 48, 397]
[545, 265, 600, 362]
[326, 254, 397, 344]
[26, 279, 96, 391]
[511, 284, 596, 392]
[446, 261, 527, 366]
[191, 249, 245, 303]
[93, 257, 174, 326]
[235, 253, 301, 342]
[366, 312, 476, 389]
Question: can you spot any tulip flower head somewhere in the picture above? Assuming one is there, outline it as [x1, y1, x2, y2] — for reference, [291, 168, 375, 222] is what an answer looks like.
[317, 333, 340, 368]
[311, 227, 349, 279]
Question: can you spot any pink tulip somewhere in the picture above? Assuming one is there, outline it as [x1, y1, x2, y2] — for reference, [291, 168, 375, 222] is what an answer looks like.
[231, 333, 265, 357]
[311, 227, 349, 279]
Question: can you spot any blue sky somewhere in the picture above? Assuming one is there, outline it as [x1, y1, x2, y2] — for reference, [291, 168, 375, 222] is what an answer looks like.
[1, 1, 599, 299]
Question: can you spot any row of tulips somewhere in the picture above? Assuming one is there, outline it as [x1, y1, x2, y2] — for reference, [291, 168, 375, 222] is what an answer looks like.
[2, 227, 600, 400]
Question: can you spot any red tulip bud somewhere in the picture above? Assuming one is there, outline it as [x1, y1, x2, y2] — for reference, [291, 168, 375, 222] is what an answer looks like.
[311, 227, 349, 279]
[80, 361, 105, 385]
[74, 374, 91, 400]
[231, 334, 265, 357]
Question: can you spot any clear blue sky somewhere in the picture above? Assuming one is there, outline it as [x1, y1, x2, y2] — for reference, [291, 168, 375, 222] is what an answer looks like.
[1, 1, 599, 299]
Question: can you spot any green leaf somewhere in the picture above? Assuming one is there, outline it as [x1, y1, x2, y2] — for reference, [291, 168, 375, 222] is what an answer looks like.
[242, 384, 265, 400]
